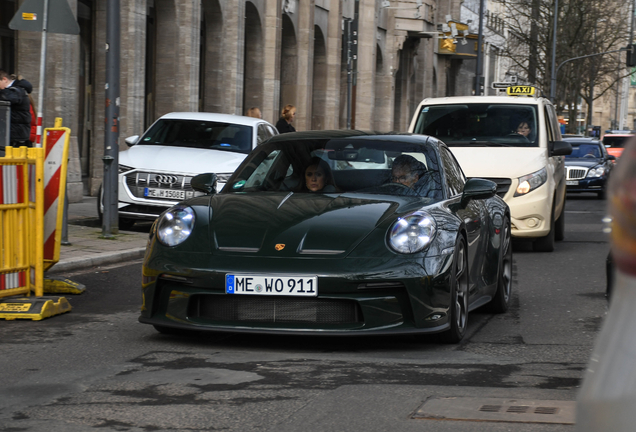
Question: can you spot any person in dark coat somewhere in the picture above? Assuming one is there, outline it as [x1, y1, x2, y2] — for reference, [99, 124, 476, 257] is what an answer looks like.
[276, 104, 296, 134]
[0, 70, 32, 154]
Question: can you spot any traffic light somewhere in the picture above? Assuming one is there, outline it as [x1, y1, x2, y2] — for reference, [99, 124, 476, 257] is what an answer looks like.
[627, 44, 636, 67]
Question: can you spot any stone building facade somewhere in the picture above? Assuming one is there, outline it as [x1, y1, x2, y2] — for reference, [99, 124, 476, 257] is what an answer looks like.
[1, 0, 477, 201]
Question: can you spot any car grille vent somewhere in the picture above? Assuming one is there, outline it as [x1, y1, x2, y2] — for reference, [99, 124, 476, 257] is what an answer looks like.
[124, 171, 194, 199]
[566, 167, 587, 180]
[189, 296, 362, 324]
[476, 178, 511, 198]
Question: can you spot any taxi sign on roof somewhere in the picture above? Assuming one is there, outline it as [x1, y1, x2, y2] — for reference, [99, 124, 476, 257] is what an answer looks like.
[507, 85, 535, 96]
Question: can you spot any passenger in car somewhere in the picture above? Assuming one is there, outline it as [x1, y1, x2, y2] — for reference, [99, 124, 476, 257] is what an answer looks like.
[299, 157, 339, 193]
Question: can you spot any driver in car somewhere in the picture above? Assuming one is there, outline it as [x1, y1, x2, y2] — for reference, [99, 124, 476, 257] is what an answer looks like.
[391, 154, 426, 189]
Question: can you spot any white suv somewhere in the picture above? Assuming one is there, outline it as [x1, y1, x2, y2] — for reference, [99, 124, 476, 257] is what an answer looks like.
[408, 89, 572, 251]
[99, 112, 278, 229]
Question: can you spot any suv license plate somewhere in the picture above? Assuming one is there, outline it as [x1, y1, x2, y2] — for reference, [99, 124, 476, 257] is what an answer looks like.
[566, 180, 579, 186]
[144, 188, 185, 200]
[226, 275, 318, 296]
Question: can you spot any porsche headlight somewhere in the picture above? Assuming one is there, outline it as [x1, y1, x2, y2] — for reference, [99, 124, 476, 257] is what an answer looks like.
[515, 167, 547, 196]
[157, 205, 195, 247]
[586, 166, 606, 178]
[389, 211, 436, 254]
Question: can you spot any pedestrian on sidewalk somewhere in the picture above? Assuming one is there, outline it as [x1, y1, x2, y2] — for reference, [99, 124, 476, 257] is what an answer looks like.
[0, 70, 32, 156]
[276, 104, 296, 134]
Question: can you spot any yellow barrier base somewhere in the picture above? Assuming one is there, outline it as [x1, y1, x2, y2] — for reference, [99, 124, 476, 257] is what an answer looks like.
[42, 275, 86, 294]
[0, 296, 72, 321]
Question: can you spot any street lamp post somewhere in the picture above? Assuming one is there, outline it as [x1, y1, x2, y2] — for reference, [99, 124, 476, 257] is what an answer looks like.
[474, 0, 485, 95]
[549, 0, 559, 103]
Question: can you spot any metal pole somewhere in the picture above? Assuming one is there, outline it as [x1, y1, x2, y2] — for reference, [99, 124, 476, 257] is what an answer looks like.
[346, 19, 352, 130]
[103, 0, 120, 237]
[587, 23, 597, 135]
[549, 0, 559, 103]
[474, 0, 485, 95]
[34, 0, 50, 148]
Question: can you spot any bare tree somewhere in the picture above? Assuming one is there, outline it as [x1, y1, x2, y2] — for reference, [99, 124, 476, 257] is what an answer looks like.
[494, 0, 630, 132]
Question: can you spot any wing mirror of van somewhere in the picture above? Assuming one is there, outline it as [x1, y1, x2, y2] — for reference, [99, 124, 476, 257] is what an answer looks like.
[191, 173, 218, 195]
[549, 140, 573, 156]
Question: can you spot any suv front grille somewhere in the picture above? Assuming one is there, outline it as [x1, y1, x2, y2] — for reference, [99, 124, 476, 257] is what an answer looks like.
[124, 171, 195, 200]
[566, 167, 587, 180]
[189, 295, 362, 324]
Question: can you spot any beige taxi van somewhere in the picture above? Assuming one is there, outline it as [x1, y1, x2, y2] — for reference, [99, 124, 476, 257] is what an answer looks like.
[408, 86, 572, 252]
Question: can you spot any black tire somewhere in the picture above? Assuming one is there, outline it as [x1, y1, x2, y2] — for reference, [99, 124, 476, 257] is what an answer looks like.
[487, 217, 512, 313]
[440, 236, 469, 344]
[98, 184, 136, 230]
[533, 204, 555, 252]
[555, 200, 565, 242]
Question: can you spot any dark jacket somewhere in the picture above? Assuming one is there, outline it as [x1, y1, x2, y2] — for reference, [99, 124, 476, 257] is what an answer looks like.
[276, 118, 296, 134]
[0, 78, 32, 144]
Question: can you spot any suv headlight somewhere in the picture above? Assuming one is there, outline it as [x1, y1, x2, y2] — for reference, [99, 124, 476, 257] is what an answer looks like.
[157, 205, 195, 247]
[118, 164, 134, 174]
[515, 167, 547, 196]
[587, 166, 606, 178]
[388, 211, 436, 254]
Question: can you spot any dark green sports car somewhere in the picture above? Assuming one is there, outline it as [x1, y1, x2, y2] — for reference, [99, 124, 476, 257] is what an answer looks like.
[139, 131, 512, 343]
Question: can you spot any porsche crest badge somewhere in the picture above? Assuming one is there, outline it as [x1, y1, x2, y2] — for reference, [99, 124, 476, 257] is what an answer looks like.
[275, 244, 285, 251]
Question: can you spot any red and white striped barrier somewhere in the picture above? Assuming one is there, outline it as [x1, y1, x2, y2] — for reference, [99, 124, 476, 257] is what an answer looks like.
[42, 129, 69, 264]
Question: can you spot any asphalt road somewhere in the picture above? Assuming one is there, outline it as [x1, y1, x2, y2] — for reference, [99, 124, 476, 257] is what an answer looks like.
[0, 193, 609, 432]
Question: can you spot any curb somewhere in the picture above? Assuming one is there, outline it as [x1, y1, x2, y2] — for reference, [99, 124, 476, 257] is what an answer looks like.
[47, 248, 147, 274]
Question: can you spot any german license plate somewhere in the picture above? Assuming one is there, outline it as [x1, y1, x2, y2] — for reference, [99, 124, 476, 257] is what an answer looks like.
[226, 275, 317, 296]
[0, 303, 31, 312]
[566, 180, 579, 186]
[144, 187, 185, 200]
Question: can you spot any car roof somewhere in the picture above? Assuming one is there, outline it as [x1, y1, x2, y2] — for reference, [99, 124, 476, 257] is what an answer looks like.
[266, 129, 437, 145]
[158, 112, 271, 127]
[416, 95, 548, 106]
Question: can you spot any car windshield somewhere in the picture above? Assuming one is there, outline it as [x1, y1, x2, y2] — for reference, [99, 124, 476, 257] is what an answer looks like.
[412, 103, 539, 147]
[138, 119, 253, 154]
[566, 143, 602, 159]
[223, 138, 446, 201]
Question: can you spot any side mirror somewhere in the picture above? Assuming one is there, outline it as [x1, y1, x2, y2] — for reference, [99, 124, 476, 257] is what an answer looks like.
[549, 140, 573, 156]
[125, 135, 140, 147]
[461, 178, 497, 205]
[191, 173, 218, 195]
[608, 155, 617, 161]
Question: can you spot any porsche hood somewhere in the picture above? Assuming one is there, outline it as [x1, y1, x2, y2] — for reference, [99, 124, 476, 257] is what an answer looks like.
[208, 193, 401, 257]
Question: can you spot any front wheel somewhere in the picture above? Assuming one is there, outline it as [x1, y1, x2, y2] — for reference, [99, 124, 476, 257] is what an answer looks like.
[487, 217, 512, 313]
[440, 236, 469, 344]
[533, 204, 555, 252]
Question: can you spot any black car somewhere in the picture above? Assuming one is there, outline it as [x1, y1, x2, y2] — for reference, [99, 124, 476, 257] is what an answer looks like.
[563, 138, 616, 199]
[140, 131, 512, 343]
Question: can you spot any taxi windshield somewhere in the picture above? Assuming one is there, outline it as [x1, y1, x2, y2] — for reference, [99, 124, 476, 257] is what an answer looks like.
[412, 103, 539, 147]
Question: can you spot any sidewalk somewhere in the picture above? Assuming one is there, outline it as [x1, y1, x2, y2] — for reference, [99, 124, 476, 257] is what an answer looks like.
[49, 196, 150, 274]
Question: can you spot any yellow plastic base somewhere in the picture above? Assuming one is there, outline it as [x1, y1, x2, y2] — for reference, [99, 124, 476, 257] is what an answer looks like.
[0, 296, 72, 321]
[43, 275, 86, 294]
